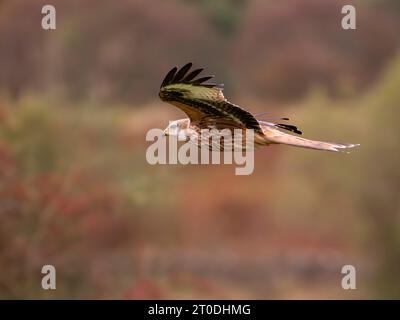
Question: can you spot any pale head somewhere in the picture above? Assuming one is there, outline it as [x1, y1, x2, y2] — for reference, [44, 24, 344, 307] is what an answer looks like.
[163, 118, 191, 139]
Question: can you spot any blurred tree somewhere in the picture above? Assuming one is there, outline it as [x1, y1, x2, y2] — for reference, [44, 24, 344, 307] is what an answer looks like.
[186, 0, 247, 35]
[357, 55, 400, 298]
[0, 1, 46, 100]
[233, 0, 400, 101]
[0, 0, 222, 104]
[49, 0, 222, 103]
[0, 0, 399, 104]
[271, 55, 400, 298]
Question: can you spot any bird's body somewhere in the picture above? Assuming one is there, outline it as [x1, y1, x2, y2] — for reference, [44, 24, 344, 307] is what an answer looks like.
[159, 63, 359, 153]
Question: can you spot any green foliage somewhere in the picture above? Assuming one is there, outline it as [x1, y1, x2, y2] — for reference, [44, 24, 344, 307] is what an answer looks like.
[1, 97, 62, 175]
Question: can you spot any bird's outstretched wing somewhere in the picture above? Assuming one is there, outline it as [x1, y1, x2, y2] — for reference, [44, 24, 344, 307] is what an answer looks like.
[159, 63, 264, 135]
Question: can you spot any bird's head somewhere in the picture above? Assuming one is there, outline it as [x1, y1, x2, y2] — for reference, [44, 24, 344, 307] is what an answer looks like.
[163, 119, 191, 139]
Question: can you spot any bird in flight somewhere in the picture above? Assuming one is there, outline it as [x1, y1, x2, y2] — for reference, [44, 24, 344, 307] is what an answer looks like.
[159, 63, 359, 152]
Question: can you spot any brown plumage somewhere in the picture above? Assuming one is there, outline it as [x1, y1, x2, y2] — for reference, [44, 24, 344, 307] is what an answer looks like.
[159, 63, 359, 152]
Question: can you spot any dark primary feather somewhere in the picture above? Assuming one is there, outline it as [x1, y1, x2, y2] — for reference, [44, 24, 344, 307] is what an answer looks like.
[161, 66, 177, 88]
[275, 123, 302, 135]
[173, 62, 192, 82]
[254, 112, 290, 121]
[160, 63, 222, 89]
[192, 76, 214, 85]
[182, 68, 203, 82]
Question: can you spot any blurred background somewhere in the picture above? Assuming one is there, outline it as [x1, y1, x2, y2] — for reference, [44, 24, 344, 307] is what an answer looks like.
[0, 0, 399, 299]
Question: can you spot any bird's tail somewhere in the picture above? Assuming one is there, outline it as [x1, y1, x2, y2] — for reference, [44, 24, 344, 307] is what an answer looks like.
[262, 127, 359, 152]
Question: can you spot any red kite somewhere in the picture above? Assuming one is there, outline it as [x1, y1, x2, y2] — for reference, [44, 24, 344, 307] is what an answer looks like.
[159, 63, 359, 152]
